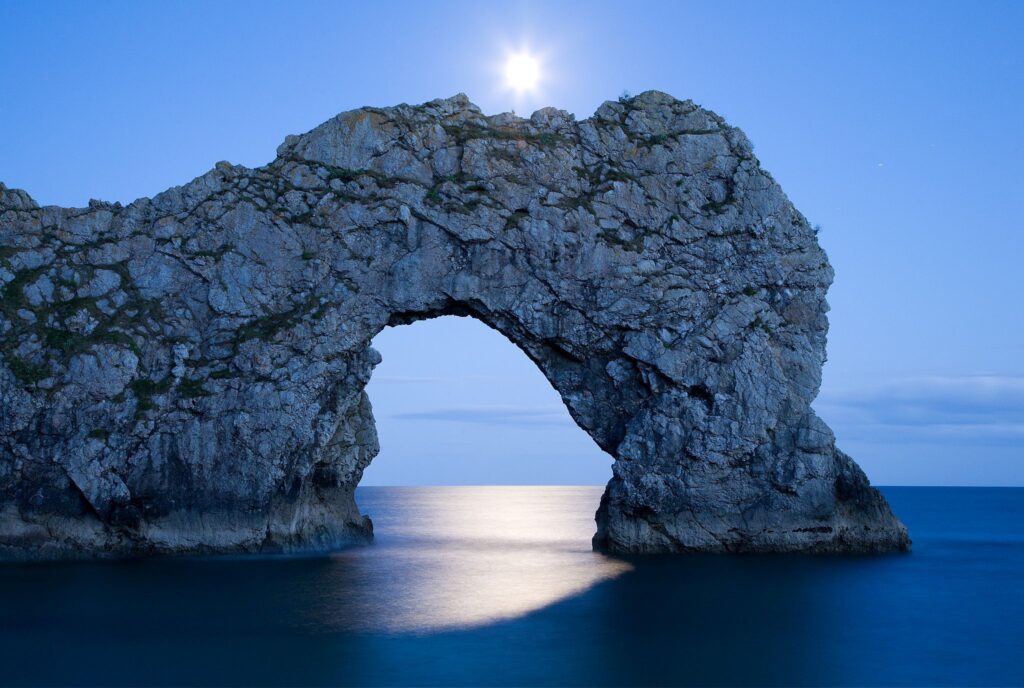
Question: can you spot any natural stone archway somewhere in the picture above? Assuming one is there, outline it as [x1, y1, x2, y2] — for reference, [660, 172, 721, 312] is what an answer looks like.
[0, 92, 909, 559]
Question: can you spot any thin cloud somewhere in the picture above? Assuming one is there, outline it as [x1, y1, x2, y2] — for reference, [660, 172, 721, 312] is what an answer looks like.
[370, 374, 530, 385]
[370, 376, 448, 385]
[816, 375, 1024, 446]
[390, 406, 571, 427]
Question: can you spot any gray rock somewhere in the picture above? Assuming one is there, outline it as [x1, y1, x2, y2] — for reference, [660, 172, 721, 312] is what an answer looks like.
[24, 275, 54, 306]
[0, 92, 909, 560]
[80, 269, 121, 298]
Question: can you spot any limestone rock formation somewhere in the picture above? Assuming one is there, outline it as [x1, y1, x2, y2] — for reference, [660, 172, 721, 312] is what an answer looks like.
[0, 92, 909, 559]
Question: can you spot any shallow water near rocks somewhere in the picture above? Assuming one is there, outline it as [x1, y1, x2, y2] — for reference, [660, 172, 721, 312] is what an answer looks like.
[0, 486, 1021, 686]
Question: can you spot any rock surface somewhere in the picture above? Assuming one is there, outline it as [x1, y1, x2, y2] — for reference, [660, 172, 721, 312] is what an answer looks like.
[0, 92, 909, 559]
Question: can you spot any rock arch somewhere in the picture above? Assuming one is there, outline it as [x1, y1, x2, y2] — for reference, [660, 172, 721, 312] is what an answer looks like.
[0, 92, 909, 559]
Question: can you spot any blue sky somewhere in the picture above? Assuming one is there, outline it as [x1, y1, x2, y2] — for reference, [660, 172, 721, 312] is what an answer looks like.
[2, 0, 1021, 485]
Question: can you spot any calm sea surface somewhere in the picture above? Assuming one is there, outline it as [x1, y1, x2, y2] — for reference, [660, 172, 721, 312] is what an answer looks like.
[0, 486, 1021, 687]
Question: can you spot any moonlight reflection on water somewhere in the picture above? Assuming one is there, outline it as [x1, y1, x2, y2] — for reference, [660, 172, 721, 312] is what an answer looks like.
[310, 487, 631, 633]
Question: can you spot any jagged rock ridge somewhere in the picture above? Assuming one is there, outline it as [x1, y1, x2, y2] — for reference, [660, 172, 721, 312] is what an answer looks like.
[0, 91, 909, 559]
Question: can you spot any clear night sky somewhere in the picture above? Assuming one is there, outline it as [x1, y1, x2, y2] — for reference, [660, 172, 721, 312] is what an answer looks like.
[2, 0, 1021, 485]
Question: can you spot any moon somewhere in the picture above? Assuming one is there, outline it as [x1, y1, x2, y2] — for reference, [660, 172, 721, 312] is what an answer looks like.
[504, 52, 540, 93]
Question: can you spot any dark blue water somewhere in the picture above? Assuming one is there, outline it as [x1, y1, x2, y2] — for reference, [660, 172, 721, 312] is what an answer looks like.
[0, 487, 1021, 687]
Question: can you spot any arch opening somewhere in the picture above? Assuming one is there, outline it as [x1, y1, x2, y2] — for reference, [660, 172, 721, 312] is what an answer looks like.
[355, 315, 613, 541]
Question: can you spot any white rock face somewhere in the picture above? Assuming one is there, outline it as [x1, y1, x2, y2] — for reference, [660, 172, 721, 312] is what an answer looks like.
[0, 92, 909, 559]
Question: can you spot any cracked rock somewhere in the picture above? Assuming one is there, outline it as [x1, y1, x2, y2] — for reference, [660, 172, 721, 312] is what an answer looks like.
[0, 91, 909, 560]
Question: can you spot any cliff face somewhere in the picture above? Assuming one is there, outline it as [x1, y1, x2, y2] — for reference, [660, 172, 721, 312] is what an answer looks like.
[0, 92, 909, 559]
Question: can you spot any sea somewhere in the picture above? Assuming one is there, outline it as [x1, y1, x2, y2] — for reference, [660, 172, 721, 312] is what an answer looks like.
[0, 486, 1021, 687]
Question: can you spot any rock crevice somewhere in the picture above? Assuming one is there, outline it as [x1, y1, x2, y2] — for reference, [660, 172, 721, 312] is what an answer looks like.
[0, 91, 909, 559]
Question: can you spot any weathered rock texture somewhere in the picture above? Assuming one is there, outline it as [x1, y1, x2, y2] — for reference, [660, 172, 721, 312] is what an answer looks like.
[0, 92, 909, 559]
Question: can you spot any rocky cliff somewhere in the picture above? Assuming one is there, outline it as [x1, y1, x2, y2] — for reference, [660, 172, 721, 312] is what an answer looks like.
[0, 91, 909, 559]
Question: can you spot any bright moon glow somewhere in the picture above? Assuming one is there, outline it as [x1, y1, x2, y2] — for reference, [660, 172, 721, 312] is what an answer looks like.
[504, 53, 540, 93]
